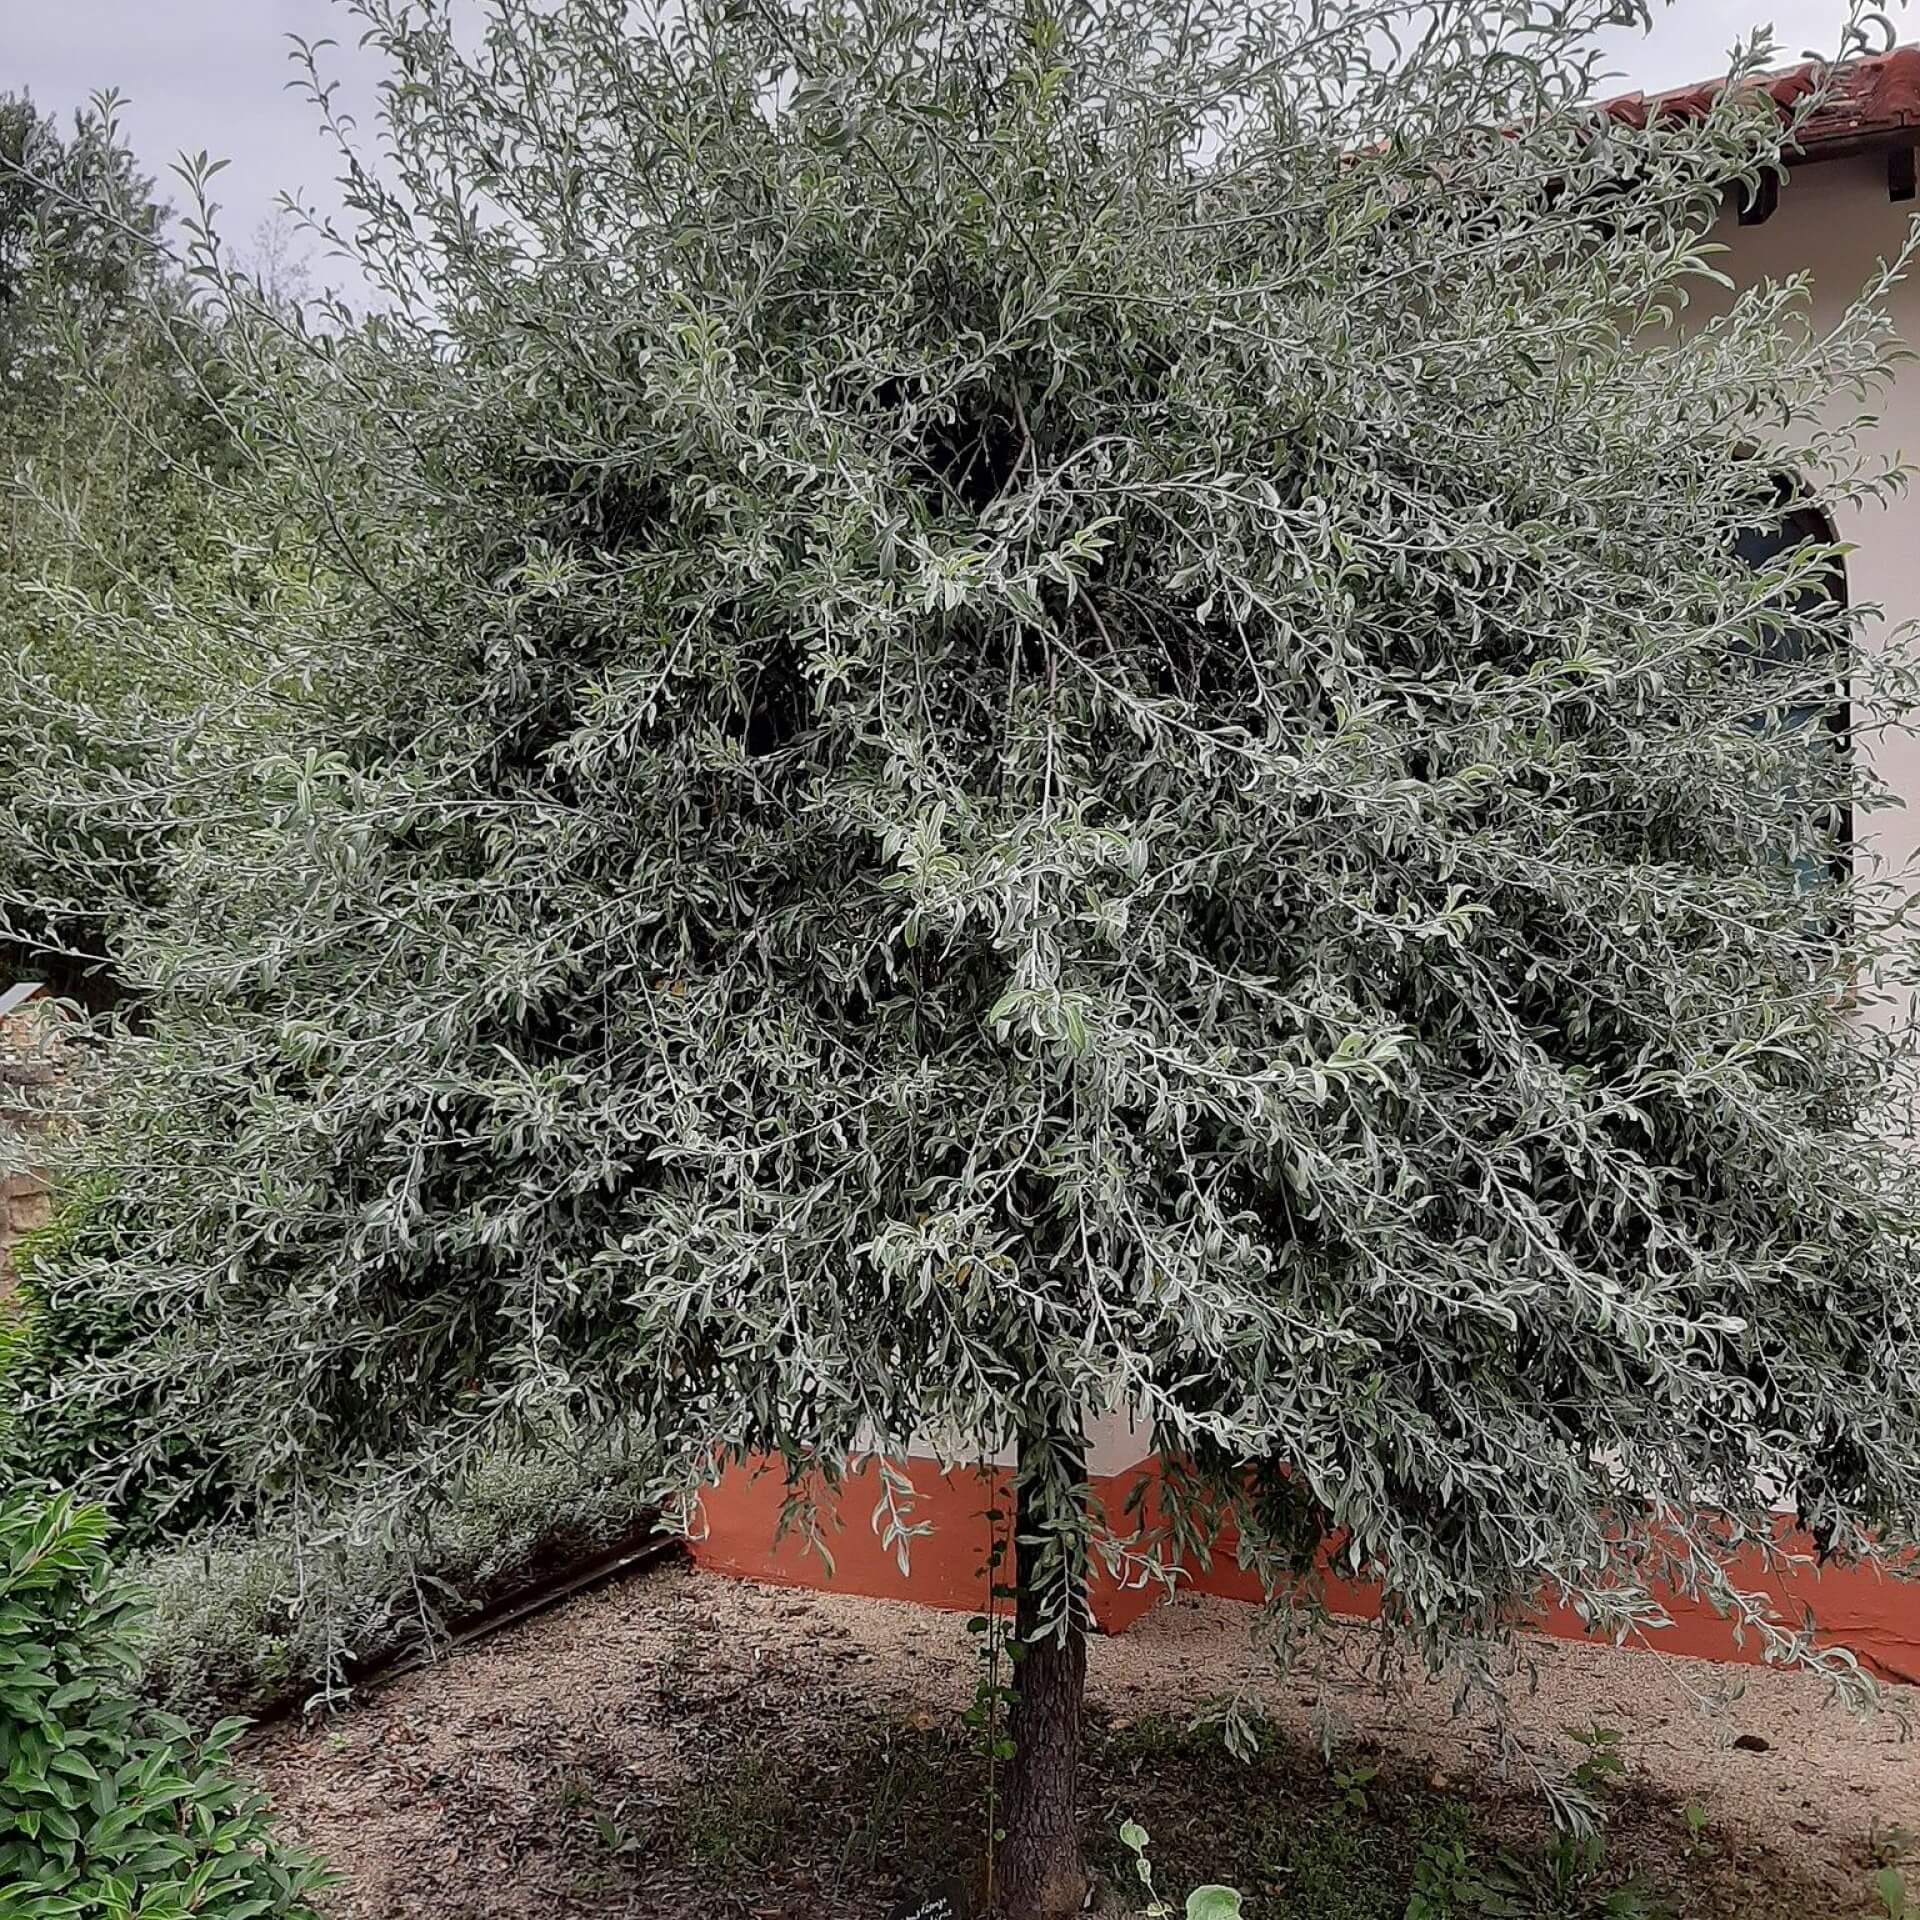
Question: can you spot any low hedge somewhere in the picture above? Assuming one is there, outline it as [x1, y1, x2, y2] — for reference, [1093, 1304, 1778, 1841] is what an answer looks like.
[6, 1187, 666, 1722]
[131, 1436, 664, 1720]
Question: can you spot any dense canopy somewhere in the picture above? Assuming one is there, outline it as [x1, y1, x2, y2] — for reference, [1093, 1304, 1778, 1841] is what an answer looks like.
[15, 0, 1920, 1725]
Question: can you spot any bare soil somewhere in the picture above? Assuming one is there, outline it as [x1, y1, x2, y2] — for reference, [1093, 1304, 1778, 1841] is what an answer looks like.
[250, 1559, 1918, 1919]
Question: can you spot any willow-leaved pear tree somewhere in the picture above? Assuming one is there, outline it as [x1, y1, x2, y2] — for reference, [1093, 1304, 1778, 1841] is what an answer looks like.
[25, 0, 1920, 1911]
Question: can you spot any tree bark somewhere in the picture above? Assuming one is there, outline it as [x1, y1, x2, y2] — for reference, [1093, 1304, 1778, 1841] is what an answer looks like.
[995, 1431, 1089, 1920]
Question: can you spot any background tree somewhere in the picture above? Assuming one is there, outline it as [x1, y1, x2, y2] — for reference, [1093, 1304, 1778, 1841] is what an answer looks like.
[0, 91, 238, 1002]
[22, 3, 1920, 1913]
[0, 90, 160, 363]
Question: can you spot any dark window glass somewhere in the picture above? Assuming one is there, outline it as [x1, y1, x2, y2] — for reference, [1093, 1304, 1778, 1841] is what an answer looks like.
[1732, 493, 1849, 891]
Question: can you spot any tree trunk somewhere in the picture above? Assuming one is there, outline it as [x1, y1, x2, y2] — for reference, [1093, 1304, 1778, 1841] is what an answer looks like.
[995, 1431, 1089, 1920]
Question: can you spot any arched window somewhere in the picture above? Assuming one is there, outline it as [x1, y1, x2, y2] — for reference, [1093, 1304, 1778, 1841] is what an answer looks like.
[1731, 485, 1850, 890]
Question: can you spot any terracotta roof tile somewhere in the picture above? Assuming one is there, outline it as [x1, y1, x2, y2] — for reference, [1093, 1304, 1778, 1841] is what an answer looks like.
[1601, 45, 1920, 160]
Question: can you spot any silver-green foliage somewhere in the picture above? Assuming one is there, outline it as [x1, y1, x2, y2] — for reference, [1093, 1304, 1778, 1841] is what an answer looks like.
[130, 1435, 659, 1719]
[27, 0, 1920, 1678]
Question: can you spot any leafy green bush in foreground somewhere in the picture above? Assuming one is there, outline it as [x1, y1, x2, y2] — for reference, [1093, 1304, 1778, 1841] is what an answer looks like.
[0, 1491, 330, 1919]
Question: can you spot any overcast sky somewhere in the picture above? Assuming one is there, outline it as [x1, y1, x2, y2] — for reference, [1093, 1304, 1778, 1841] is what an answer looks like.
[1, 0, 1897, 292]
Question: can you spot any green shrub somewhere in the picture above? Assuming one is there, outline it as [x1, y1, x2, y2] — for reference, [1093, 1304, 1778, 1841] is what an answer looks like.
[2, 1189, 658, 1722]
[134, 1436, 661, 1719]
[0, 1490, 331, 1918]
[2, 1182, 234, 1549]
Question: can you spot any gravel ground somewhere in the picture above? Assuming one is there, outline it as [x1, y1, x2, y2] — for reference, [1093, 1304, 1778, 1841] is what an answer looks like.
[250, 1559, 1918, 1918]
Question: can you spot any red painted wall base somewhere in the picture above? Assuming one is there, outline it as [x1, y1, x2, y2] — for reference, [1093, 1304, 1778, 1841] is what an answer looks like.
[692, 1457, 1165, 1633]
[690, 1456, 1920, 1683]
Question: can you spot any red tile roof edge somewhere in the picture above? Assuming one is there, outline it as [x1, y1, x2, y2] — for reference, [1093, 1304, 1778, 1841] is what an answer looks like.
[1599, 44, 1920, 160]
